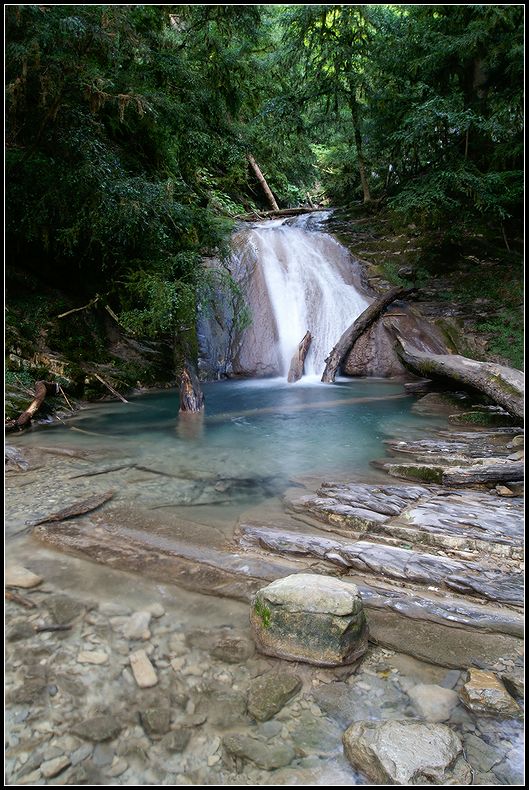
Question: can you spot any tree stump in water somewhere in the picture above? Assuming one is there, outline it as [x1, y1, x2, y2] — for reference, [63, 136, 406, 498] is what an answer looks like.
[179, 364, 204, 414]
[288, 331, 312, 383]
[5, 381, 60, 432]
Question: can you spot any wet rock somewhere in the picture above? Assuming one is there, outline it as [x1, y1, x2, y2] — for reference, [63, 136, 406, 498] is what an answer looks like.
[247, 672, 302, 721]
[7, 621, 35, 642]
[250, 574, 368, 667]
[463, 734, 504, 773]
[106, 757, 128, 778]
[139, 707, 171, 736]
[122, 611, 152, 640]
[162, 728, 191, 753]
[77, 650, 108, 665]
[130, 649, 158, 688]
[70, 744, 93, 766]
[343, 720, 472, 785]
[5, 445, 30, 471]
[196, 687, 248, 728]
[289, 711, 342, 757]
[92, 743, 114, 767]
[408, 683, 459, 722]
[46, 594, 84, 625]
[222, 734, 295, 771]
[459, 669, 522, 718]
[40, 756, 71, 779]
[72, 715, 122, 742]
[211, 636, 255, 664]
[500, 665, 524, 699]
[5, 565, 42, 589]
[7, 679, 48, 704]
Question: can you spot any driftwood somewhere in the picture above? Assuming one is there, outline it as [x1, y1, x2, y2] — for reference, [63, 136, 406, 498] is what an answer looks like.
[93, 373, 128, 403]
[247, 154, 279, 211]
[5, 380, 60, 432]
[5, 590, 38, 608]
[321, 287, 416, 383]
[26, 490, 114, 527]
[288, 331, 312, 383]
[179, 364, 204, 413]
[396, 337, 524, 420]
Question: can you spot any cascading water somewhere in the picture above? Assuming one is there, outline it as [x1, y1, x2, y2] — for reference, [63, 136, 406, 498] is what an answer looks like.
[246, 213, 371, 377]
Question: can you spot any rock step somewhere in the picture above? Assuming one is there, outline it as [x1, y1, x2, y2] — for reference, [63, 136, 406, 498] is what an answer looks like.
[376, 459, 524, 486]
[285, 484, 523, 559]
[33, 517, 523, 668]
[237, 523, 522, 607]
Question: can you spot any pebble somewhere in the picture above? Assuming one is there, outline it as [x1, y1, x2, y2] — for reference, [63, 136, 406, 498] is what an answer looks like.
[130, 649, 158, 688]
[122, 611, 152, 641]
[17, 769, 42, 784]
[70, 744, 93, 765]
[207, 755, 221, 767]
[106, 757, 128, 777]
[171, 657, 186, 672]
[40, 756, 71, 778]
[148, 603, 165, 618]
[5, 565, 43, 589]
[77, 650, 109, 665]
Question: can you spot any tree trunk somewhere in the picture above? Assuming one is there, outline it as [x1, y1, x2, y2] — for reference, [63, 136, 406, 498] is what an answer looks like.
[5, 380, 60, 432]
[350, 97, 371, 204]
[236, 207, 327, 221]
[395, 337, 524, 421]
[247, 154, 279, 211]
[179, 363, 204, 413]
[288, 331, 312, 383]
[321, 287, 415, 383]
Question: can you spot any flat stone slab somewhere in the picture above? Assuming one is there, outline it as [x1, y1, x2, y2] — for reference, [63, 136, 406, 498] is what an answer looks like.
[343, 720, 472, 785]
[250, 574, 368, 667]
[5, 565, 43, 589]
[247, 672, 301, 721]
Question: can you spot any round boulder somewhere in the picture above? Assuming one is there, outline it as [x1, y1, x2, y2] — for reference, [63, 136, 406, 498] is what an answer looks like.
[249, 573, 368, 666]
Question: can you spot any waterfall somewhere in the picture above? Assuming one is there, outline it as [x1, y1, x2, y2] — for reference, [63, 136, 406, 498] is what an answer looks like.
[197, 211, 371, 380]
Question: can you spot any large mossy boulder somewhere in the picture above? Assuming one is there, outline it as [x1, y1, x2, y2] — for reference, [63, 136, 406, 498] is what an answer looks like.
[249, 573, 368, 667]
[343, 720, 472, 785]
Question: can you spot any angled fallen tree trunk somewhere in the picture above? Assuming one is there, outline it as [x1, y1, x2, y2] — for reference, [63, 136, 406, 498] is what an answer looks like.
[321, 287, 416, 383]
[246, 154, 279, 212]
[288, 331, 312, 383]
[179, 363, 204, 413]
[396, 337, 524, 421]
[5, 380, 60, 432]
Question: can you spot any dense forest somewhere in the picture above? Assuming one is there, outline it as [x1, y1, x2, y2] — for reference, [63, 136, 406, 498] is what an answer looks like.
[5, 4, 524, 399]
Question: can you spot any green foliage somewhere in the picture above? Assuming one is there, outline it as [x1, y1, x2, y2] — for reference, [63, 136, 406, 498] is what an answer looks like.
[477, 311, 524, 371]
[254, 599, 271, 629]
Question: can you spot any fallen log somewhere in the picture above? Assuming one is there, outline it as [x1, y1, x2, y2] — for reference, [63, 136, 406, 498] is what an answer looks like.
[179, 363, 204, 413]
[321, 287, 416, 383]
[247, 154, 279, 211]
[236, 207, 328, 221]
[25, 490, 115, 527]
[93, 373, 128, 403]
[5, 380, 60, 432]
[288, 331, 312, 383]
[395, 337, 524, 421]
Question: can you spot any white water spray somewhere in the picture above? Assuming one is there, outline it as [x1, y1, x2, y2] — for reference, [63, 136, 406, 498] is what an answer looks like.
[245, 213, 370, 378]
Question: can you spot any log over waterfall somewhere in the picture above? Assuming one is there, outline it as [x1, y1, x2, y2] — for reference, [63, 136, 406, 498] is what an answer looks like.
[321, 287, 416, 383]
[288, 331, 312, 383]
[395, 337, 524, 421]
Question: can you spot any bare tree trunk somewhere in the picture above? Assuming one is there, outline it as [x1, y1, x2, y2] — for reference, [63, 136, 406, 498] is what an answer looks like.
[350, 97, 371, 204]
[288, 331, 312, 383]
[321, 287, 415, 383]
[247, 154, 279, 211]
[5, 380, 59, 432]
[179, 363, 204, 413]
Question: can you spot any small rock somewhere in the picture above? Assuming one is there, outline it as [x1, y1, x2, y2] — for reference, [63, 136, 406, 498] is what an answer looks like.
[106, 757, 128, 778]
[77, 650, 108, 665]
[171, 657, 186, 672]
[162, 728, 191, 753]
[343, 720, 472, 785]
[40, 756, 71, 779]
[147, 602, 165, 618]
[463, 734, 504, 774]
[17, 769, 42, 785]
[250, 574, 368, 666]
[440, 670, 461, 690]
[207, 754, 221, 767]
[70, 744, 93, 765]
[122, 611, 152, 641]
[196, 687, 248, 728]
[211, 636, 255, 664]
[222, 734, 295, 771]
[72, 715, 122, 742]
[459, 669, 522, 718]
[46, 594, 84, 625]
[408, 683, 459, 722]
[92, 743, 114, 767]
[495, 485, 515, 498]
[510, 435, 524, 448]
[99, 602, 131, 617]
[130, 650, 158, 688]
[5, 565, 42, 589]
[139, 707, 171, 736]
[7, 622, 35, 642]
[247, 672, 302, 721]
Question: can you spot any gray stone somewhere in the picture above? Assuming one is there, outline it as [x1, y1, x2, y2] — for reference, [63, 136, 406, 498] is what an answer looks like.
[211, 636, 255, 664]
[459, 669, 522, 718]
[46, 594, 84, 625]
[70, 744, 93, 766]
[140, 707, 171, 736]
[196, 687, 248, 728]
[408, 683, 459, 722]
[7, 679, 47, 704]
[92, 743, 114, 767]
[440, 670, 461, 690]
[247, 672, 301, 721]
[40, 756, 71, 779]
[222, 734, 295, 771]
[7, 622, 35, 642]
[250, 574, 368, 667]
[122, 611, 152, 640]
[289, 711, 342, 757]
[72, 715, 122, 742]
[343, 720, 472, 785]
[463, 734, 504, 774]
[162, 728, 191, 753]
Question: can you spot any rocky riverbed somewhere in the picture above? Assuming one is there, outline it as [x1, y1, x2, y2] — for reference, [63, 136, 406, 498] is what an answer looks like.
[5, 387, 524, 786]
